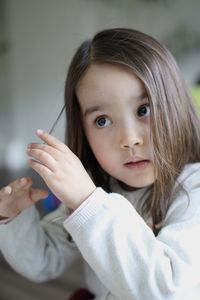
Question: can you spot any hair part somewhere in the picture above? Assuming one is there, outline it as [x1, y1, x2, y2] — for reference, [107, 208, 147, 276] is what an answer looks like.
[64, 28, 200, 235]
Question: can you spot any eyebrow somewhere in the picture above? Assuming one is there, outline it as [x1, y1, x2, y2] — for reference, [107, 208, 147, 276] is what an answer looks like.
[83, 105, 107, 118]
[83, 92, 148, 118]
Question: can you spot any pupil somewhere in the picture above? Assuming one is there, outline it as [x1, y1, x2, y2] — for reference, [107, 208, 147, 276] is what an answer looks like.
[98, 117, 106, 126]
[140, 106, 147, 116]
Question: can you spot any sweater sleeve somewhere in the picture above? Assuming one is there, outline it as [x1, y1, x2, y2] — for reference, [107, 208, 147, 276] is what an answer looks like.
[64, 172, 200, 299]
[0, 205, 80, 282]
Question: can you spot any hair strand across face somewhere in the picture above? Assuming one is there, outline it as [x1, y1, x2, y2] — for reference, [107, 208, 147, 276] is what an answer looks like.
[64, 28, 200, 235]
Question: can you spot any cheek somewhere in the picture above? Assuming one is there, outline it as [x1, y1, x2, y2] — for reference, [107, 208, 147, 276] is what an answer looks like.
[144, 123, 151, 145]
[90, 138, 110, 161]
[86, 132, 115, 170]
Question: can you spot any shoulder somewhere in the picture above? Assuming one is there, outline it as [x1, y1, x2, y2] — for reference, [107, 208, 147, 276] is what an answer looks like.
[176, 163, 200, 190]
[164, 163, 200, 225]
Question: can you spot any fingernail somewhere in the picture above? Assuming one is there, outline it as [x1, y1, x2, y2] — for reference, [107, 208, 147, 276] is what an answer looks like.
[4, 186, 12, 195]
[36, 129, 44, 135]
[20, 177, 26, 184]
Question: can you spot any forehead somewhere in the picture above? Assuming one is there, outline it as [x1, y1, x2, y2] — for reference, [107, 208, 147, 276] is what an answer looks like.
[76, 63, 146, 105]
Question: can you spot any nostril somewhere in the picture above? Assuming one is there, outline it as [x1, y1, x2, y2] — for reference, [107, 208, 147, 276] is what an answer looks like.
[121, 144, 130, 149]
[120, 139, 142, 149]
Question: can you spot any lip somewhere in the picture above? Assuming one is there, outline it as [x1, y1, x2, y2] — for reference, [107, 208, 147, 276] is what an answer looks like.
[124, 158, 150, 170]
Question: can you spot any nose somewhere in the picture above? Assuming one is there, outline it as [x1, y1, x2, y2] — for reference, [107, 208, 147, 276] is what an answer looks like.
[120, 124, 144, 150]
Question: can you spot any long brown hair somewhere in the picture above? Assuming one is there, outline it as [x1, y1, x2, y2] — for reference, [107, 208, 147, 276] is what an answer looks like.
[64, 28, 200, 234]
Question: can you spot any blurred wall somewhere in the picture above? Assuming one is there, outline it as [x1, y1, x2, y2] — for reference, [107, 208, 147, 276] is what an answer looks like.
[1, 0, 200, 172]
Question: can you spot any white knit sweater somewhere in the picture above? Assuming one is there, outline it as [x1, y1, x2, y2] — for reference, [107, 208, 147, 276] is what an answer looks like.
[1, 163, 200, 299]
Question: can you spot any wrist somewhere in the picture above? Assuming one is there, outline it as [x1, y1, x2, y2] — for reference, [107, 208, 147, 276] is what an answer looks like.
[0, 215, 14, 224]
[71, 185, 96, 210]
[0, 215, 10, 221]
[0, 212, 19, 223]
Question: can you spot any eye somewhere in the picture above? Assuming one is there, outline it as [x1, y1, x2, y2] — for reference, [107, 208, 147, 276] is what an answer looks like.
[137, 104, 150, 118]
[95, 116, 112, 128]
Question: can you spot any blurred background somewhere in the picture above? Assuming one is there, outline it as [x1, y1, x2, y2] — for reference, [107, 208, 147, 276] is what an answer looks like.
[0, 0, 200, 299]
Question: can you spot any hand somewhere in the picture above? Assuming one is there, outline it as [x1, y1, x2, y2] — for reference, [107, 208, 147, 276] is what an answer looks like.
[0, 177, 48, 219]
[27, 130, 96, 210]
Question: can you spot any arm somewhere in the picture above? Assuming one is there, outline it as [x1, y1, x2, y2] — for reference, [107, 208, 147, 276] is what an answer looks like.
[64, 180, 200, 299]
[26, 131, 200, 298]
[0, 204, 81, 282]
[0, 178, 80, 282]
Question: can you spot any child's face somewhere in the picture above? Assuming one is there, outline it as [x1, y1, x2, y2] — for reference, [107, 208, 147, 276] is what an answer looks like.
[76, 63, 155, 188]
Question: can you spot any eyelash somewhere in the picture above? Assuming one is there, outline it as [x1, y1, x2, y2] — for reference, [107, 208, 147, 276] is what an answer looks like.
[95, 115, 111, 128]
[93, 103, 150, 128]
[137, 103, 150, 118]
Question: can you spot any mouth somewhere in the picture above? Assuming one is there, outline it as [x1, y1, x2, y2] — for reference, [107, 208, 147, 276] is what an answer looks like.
[124, 159, 150, 170]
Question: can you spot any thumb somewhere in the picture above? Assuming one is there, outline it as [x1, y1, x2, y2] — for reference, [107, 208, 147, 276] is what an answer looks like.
[29, 188, 48, 204]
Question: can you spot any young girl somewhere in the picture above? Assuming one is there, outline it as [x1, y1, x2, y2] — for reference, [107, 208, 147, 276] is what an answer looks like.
[1, 28, 200, 300]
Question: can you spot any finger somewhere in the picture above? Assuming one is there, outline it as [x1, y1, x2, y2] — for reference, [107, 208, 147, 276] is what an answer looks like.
[0, 186, 12, 200]
[27, 148, 57, 172]
[17, 177, 33, 189]
[0, 178, 32, 197]
[30, 188, 48, 203]
[28, 159, 53, 181]
[3, 186, 12, 195]
[27, 143, 61, 161]
[36, 129, 67, 153]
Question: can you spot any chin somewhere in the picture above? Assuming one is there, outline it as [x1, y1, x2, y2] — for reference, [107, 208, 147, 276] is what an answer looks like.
[121, 176, 155, 189]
